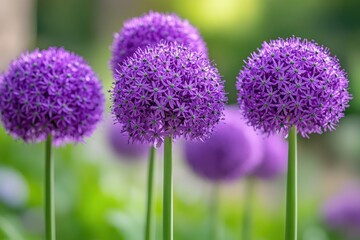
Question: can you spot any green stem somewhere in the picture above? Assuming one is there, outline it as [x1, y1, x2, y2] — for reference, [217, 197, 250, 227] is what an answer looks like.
[163, 136, 173, 240]
[209, 184, 219, 240]
[285, 126, 297, 240]
[242, 178, 254, 240]
[209, 183, 219, 240]
[45, 135, 55, 240]
[145, 146, 156, 240]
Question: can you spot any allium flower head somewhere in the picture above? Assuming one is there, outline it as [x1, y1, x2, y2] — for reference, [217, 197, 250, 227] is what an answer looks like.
[110, 11, 207, 73]
[111, 41, 226, 146]
[108, 121, 148, 160]
[251, 134, 288, 179]
[323, 188, 360, 237]
[183, 107, 262, 182]
[0, 47, 104, 144]
[236, 36, 351, 137]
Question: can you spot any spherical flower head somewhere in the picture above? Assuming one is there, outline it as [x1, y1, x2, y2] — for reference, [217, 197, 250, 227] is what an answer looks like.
[323, 188, 360, 237]
[251, 134, 288, 179]
[107, 121, 148, 160]
[110, 11, 208, 73]
[236, 36, 352, 137]
[0, 47, 105, 145]
[183, 107, 262, 182]
[111, 41, 226, 146]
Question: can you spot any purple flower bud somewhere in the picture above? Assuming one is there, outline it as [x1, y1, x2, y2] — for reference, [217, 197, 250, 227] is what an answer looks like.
[111, 41, 226, 146]
[0, 47, 105, 145]
[110, 11, 207, 74]
[251, 134, 288, 179]
[323, 188, 360, 237]
[236, 36, 351, 137]
[107, 121, 148, 160]
[183, 107, 262, 182]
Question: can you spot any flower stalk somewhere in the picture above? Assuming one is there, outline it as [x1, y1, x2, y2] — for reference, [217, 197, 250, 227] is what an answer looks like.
[285, 126, 297, 240]
[45, 134, 55, 240]
[145, 147, 156, 240]
[163, 136, 173, 240]
[242, 178, 255, 240]
[210, 184, 219, 240]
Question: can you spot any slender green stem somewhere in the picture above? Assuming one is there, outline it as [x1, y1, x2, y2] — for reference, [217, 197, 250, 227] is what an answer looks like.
[145, 146, 156, 240]
[209, 184, 219, 240]
[242, 178, 255, 240]
[45, 135, 55, 240]
[285, 126, 297, 240]
[163, 136, 173, 240]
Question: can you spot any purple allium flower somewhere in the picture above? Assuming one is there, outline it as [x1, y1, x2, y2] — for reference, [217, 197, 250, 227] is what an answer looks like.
[111, 41, 226, 146]
[0, 47, 105, 144]
[236, 36, 351, 137]
[108, 121, 148, 160]
[183, 107, 262, 182]
[251, 134, 288, 179]
[323, 188, 360, 237]
[110, 11, 207, 73]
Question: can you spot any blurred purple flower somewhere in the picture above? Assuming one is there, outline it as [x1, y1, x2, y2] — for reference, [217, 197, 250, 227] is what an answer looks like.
[236, 36, 351, 137]
[110, 11, 207, 74]
[251, 134, 288, 179]
[108, 122, 148, 160]
[0, 168, 28, 208]
[323, 188, 360, 237]
[0, 47, 105, 145]
[183, 107, 262, 182]
[111, 41, 226, 146]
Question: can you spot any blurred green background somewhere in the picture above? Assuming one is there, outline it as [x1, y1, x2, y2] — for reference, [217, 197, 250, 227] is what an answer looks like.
[0, 0, 359, 239]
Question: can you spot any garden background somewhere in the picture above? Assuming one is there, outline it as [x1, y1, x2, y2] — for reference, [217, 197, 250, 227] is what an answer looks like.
[0, 0, 359, 239]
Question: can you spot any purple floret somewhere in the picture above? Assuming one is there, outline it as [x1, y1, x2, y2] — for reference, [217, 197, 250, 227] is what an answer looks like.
[236, 36, 351, 137]
[183, 107, 262, 182]
[323, 188, 360, 237]
[108, 121, 148, 160]
[110, 11, 207, 74]
[111, 41, 226, 146]
[251, 134, 288, 179]
[0, 47, 105, 145]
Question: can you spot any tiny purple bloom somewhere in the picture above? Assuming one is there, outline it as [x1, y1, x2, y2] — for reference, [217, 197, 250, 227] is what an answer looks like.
[107, 121, 148, 160]
[323, 188, 360, 238]
[236, 36, 351, 137]
[183, 107, 262, 182]
[111, 41, 226, 146]
[0, 47, 105, 145]
[251, 134, 288, 179]
[110, 11, 208, 74]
